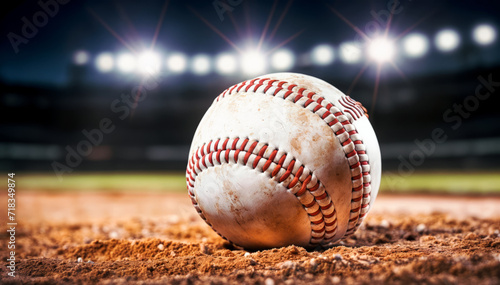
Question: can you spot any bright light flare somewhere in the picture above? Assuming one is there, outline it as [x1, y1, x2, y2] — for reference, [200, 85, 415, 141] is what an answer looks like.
[241, 50, 266, 75]
[270, 49, 295, 70]
[138, 51, 161, 75]
[95, 52, 114, 72]
[73, 50, 89, 65]
[215, 52, 237, 75]
[339, 42, 362, 64]
[435, 29, 460, 52]
[167, 52, 187, 74]
[311, 44, 334, 65]
[473, 24, 496, 46]
[368, 38, 395, 63]
[402, 33, 429, 58]
[117, 53, 136, 73]
[191, 54, 211, 75]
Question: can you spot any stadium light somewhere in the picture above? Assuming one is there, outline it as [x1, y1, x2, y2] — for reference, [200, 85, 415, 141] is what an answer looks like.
[167, 52, 188, 74]
[117, 53, 136, 73]
[73, 50, 89, 65]
[339, 42, 362, 64]
[402, 33, 429, 58]
[191, 54, 211, 75]
[241, 50, 266, 75]
[311, 44, 334, 65]
[270, 49, 295, 71]
[138, 51, 161, 75]
[367, 37, 395, 63]
[435, 29, 460, 52]
[95, 52, 114, 73]
[215, 52, 237, 75]
[472, 24, 496, 46]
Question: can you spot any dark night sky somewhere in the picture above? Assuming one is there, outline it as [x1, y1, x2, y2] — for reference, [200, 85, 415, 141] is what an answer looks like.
[1, 0, 499, 85]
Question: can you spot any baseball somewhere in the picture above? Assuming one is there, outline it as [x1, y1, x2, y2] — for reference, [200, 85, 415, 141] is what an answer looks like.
[186, 72, 381, 249]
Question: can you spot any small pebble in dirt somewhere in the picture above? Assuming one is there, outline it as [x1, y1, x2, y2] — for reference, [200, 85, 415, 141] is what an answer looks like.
[244, 252, 251, 257]
[167, 215, 180, 224]
[265, 278, 275, 285]
[200, 243, 209, 254]
[249, 258, 257, 265]
[280, 260, 296, 269]
[333, 254, 343, 261]
[87, 260, 94, 264]
[158, 243, 165, 251]
[465, 233, 478, 240]
[331, 276, 341, 284]
[309, 258, 318, 267]
[109, 231, 119, 239]
[416, 223, 427, 233]
[380, 220, 390, 228]
[77, 257, 83, 263]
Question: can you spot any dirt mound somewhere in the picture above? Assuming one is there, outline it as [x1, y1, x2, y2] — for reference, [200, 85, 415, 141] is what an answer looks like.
[1, 193, 500, 284]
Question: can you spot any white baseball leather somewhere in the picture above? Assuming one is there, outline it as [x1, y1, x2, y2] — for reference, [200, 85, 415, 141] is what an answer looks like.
[186, 73, 381, 249]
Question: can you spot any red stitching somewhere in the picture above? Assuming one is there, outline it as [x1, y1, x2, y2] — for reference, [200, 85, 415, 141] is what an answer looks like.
[316, 192, 327, 200]
[258, 144, 268, 157]
[216, 150, 222, 164]
[234, 149, 241, 162]
[208, 152, 213, 165]
[311, 217, 324, 225]
[202, 156, 207, 168]
[310, 208, 322, 216]
[309, 183, 319, 191]
[222, 138, 229, 150]
[264, 79, 278, 93]
[262, 150, 277, 172]
[324, 211, 336, 219]
[236, 81, 247, 92]
[283, 90, 293, 98]
[304, 99, 314, 107]
[342, 138, 352, 146]
[187, 138, 337, 246]
[271, 163, 281, 177]
[304, 200, 316, 208]
[279, 159, 295, 182]
[325, 220, 336, 226]
[244, 78, 258, 92]
[191, 76, 375, 245]
[322, 111, 331, 119]
[231, 138, 239, 150]
[214, 139, 220, 151]
[229, 84, 238, 94]
[252, 156, 262, 168]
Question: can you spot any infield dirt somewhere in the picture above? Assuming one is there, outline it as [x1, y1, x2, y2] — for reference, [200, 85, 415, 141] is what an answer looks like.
[1, 192, 499, 284]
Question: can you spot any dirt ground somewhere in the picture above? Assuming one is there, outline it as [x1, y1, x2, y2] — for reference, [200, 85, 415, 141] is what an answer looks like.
[1, 192, 500, 284]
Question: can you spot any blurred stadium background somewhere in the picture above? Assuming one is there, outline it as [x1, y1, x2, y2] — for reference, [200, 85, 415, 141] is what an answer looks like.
[1, 0, 499, 192]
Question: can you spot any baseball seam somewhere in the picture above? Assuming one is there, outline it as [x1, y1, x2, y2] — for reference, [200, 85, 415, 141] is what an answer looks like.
[187, 77, 373, 246]
[218, 77, 373, 234]
[186, 137, 338, 245]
